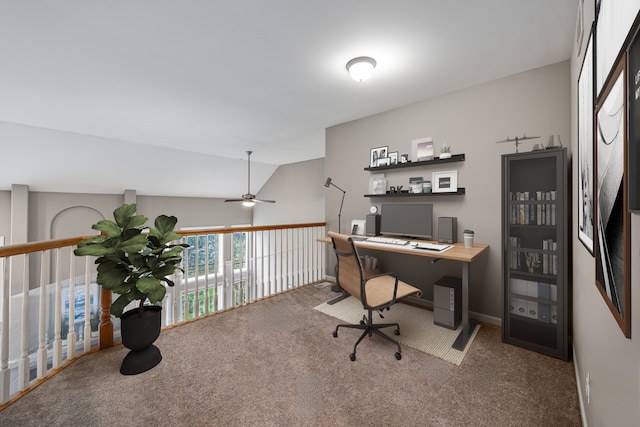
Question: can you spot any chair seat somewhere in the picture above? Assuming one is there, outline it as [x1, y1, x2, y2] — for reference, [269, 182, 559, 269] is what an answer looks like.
[364, 275, 422, 309]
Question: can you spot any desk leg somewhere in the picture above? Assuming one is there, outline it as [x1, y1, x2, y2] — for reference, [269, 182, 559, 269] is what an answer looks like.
[452, 262, 477, 351]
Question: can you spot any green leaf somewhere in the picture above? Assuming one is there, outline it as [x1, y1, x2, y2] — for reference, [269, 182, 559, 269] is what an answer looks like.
[92, 220, 121, 237]
[124, 214, 148, 230]
[117, 234, 148, 253]
[136, 276, 161, 293]
[76, 235, 107, 248]
[146, 285, 166, 304]
[136, 277, 165, 303]
[113, 204, 138, 228]
[111, 295, 130, 317]
[96, 262, 129, 289]
[154, 215, 177, 235]
[74, 244, 113, 257]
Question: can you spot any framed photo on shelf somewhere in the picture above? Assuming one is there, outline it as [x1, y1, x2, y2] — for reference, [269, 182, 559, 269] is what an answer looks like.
[411, 137, 434, 162]
[370, 146, 388, 167]
[594, 54, 631, 338]
[389, 152, 398, 165]
[377, 157, 390, 166]
[577, 24, 595, 255]
[432, 170, 458, 193]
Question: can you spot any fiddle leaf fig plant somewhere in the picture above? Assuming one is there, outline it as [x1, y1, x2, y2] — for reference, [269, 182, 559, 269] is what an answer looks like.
[74, 203, 189, 317]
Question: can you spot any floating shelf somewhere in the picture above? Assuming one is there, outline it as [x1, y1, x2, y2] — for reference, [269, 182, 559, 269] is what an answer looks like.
[364, 188, 465, 198]
[364, 153, 465, 172]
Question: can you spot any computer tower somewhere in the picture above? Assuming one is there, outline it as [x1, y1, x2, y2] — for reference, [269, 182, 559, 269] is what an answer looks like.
[433, 275, 461, 329]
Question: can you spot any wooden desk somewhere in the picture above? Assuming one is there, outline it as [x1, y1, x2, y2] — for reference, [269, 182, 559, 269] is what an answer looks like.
[320, 236, 489, 351]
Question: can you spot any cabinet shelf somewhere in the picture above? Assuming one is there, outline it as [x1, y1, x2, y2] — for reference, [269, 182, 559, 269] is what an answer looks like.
[502, 148, 567, 360]
[364, 153, 465, 171]
[364, 188, 465, 198]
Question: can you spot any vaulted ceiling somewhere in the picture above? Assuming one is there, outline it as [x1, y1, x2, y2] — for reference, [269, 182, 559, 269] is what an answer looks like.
[0, 1, 579, 198]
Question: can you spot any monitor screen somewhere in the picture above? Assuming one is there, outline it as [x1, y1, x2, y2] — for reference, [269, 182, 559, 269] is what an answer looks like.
[380, 203, 433, 240]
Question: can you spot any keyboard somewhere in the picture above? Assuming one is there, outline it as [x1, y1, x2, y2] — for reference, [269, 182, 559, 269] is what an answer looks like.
[364, 236, 410, 246]
[413, 242, 452, 252]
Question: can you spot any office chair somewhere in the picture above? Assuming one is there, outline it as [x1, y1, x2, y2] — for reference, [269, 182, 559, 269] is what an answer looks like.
[328, 231, 422, 361]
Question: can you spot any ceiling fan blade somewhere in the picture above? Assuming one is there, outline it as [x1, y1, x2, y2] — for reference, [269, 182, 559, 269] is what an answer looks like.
[224, 199, 245, 202]
[253, 199, 276, 203]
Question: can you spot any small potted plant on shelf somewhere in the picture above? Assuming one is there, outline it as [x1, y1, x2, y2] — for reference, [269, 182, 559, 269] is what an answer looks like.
[439, 143, 452, 159]
[74, 203, 189, 375]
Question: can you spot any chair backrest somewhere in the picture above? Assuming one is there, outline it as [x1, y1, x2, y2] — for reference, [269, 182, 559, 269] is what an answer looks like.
[328, 231, 364, 300]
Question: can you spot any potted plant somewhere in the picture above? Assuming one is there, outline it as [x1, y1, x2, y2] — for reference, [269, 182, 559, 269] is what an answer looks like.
[74, 203, 189, 374]
[439, 143, 452, 159]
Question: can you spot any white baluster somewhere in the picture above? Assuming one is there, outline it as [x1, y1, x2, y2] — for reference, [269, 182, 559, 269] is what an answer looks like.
[37, 251, 47, 378]
[18, 253, 29, 391]
[52, 249, 62, 369]
[67, 251, 77, 359]
[83, 257, 91, 353]
[0, 239, 10, 404]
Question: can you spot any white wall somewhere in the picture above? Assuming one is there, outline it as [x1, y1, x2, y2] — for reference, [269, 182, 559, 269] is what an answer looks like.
[325, 61, 571, 317]
[570, 1, 640, 425]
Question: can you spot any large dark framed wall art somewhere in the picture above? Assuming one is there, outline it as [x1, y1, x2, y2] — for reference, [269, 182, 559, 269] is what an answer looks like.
[628, 24, 640, 211]
[578, 25, 595, 254]
[594, 54, 631, 338]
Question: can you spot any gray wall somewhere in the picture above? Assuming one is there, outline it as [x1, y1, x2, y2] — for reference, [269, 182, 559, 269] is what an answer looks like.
[253, 157, 325, 226]
[570, 1, 640, 425]
[325, 61, 571, 320]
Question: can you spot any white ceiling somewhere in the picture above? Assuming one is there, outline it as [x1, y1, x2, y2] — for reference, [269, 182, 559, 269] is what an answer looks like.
[0, 1, 579, 198]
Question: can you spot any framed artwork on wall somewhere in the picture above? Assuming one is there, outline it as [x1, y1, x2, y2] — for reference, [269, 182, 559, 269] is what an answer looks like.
[627, 20, 640, 211]
[578, 25, 595, 255]
[594, 53, 631, 338]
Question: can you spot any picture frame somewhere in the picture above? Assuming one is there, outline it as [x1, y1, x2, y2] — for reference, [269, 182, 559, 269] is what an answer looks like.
[389, 151, 398, 165]
[411, 137, 434, 162]
[627, 19, 640, 211]
[370, 146, 388, 167]
[432, 170, 458, 193]
[409, 176, 423, 194]
[377, 157, 390, 166]
[594, 53, 631, 338]
[578, 24, 595, 255]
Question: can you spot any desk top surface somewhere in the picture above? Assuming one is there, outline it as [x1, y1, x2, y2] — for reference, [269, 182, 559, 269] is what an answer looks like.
[318, 235, 488, 263]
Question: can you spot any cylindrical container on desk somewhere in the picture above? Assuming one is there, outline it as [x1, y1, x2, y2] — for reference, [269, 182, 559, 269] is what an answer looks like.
[422, 181, 432, 193]
[463, 230, 474, 248]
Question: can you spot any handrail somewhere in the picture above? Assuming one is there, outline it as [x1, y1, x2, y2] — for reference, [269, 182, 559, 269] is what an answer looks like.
[0, 222, 327, 406]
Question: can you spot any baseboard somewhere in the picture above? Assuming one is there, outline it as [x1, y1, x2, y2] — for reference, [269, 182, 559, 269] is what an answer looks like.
[324, 275, 502, 327]
[573, 344, 588, 427]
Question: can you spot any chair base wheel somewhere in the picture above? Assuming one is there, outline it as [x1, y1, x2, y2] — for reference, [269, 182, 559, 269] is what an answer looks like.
[394, 329, 400, 336]
[332, 331, 338, 338]
[350, 353, 356, 361]
[395, 352, 402, 360]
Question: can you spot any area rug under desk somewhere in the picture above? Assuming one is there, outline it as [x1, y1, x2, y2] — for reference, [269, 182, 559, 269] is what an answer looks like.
[314, 296, 480, 366]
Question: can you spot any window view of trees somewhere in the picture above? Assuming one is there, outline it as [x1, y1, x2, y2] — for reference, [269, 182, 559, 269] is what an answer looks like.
[184, 235, 219, 278]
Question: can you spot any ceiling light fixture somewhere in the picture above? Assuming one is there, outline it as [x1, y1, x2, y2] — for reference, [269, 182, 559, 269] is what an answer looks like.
[346, 56, 376, 82]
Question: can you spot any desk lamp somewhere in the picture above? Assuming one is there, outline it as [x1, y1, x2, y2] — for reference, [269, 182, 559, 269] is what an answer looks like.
[324, 178, 346, 234]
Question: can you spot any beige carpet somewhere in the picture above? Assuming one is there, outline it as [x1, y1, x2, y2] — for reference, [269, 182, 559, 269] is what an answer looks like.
[314, 296, 479, 365]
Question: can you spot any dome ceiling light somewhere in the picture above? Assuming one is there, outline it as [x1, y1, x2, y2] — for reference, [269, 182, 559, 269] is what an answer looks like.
[346, 56, 377, 82]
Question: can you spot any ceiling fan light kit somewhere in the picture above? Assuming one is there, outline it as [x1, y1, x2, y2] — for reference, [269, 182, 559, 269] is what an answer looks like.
[224, 151, 276, 206]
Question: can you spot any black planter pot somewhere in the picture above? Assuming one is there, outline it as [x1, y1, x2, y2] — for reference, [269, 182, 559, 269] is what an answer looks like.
[119, 305, 162, 375]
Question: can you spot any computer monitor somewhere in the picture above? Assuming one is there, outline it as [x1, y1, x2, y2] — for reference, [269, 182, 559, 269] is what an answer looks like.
[380, 203, 433, 240]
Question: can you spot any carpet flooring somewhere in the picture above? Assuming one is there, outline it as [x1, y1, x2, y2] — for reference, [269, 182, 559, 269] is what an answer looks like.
[314, 296, 480, 365]
[0, 284, 581, 426]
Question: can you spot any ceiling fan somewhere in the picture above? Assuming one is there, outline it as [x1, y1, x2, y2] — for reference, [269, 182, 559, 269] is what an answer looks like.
[224, 151, 276, 207]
